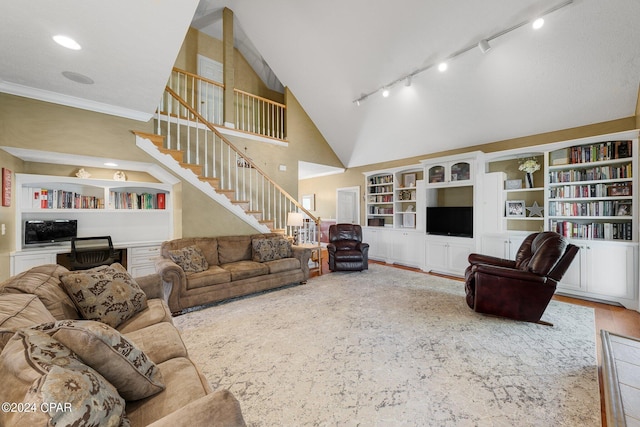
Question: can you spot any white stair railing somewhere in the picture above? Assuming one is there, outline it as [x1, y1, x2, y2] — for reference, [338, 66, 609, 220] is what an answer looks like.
[155, 84, 318, 238]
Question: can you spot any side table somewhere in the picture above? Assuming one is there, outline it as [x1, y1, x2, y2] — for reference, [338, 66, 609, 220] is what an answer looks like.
[299, 243, 322, 275]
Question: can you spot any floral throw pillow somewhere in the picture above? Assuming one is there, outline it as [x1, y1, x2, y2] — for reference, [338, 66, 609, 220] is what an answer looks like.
[252, 237, 292, 262]
[168, 245, 209, 273]
[33, 319, 165, 400]
[60, 263, 147, 329]
[0, 328, 128, 426]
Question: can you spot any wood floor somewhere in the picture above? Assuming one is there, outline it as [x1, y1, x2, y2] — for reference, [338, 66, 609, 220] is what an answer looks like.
[314, 257, 640, 427]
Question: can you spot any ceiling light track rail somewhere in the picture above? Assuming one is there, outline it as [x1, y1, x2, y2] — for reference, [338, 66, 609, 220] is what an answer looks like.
[353, 0, 573, 105]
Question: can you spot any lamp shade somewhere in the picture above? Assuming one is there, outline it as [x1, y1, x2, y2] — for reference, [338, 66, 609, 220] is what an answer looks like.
[287, 212, 304, 227]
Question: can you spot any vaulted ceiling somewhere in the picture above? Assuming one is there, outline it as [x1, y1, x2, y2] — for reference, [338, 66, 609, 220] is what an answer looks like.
[2, 1, 639, 169]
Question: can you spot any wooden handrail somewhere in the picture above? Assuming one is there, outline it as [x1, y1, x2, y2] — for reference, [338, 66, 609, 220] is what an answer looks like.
[164, 86, 315, 221]
[234, 88, 286, 109]
[172, 67, 224, 88]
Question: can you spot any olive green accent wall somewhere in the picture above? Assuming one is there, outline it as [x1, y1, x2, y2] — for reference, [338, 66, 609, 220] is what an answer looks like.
[299, 116, 638, 224]
[175, 27, 284, 103]
[175, 26, 343, 201]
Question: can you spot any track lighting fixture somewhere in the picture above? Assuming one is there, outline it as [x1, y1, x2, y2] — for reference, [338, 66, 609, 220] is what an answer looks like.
[351, 0, 572, 106]
[532, 18, 545, 29]
[478, 39, 491, 54]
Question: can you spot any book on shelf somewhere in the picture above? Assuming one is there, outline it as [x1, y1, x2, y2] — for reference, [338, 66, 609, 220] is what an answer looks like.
[563, 140, 632, 164]
[549, 220, 633, 240]
[548, 163, 632, 183]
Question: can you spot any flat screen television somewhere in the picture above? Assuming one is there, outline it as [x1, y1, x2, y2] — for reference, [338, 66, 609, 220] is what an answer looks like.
[426, 206, 473, 238]
[24, 219, 78, 246]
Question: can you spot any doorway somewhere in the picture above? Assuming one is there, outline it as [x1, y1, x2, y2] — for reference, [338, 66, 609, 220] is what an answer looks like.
[197, 55, 224, 124]
[336, 186, 360, 224]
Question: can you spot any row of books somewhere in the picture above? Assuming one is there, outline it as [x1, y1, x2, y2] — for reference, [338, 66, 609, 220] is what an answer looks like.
[30, 189, 104, 209]
[368, 195, 393, 203]
[368, 175, 393, 185]
[369, 207, 393, 215]
[548, 200, 632, 217]
[548, 164, 632, 183]
[368, 185, 393, 194]
[564, 140, 632, 164]
[26, 188, 166, 210]
[548, 182, 632, 199]
[109, 192, 167, 210]
[549, 220, 633, 241]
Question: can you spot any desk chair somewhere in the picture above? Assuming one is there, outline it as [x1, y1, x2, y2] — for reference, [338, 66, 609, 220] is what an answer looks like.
[70, 236, 118, 271]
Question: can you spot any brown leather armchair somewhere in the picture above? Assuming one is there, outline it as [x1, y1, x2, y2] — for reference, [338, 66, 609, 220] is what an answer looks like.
[327, 224, 369, 271]
[464, 232, 579, 324]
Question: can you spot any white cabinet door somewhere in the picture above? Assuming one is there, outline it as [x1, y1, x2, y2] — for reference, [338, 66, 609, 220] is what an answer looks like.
[11, 252, 57, 276]
[481, 234, 509, 259]
[425, 236, 475, 276]
[390, 230, 423, 268]
[425, 239, 448, 272]
[363, 227, 389, 261]
[558, 241, 637, 308]
[585, 242, 635, 299]
[448, 241, 474, 274]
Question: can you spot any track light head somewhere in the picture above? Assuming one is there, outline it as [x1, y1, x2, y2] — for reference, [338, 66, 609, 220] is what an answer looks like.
[532, 17, 545, 29]
[405, 76, 412, 87]
[478, 39, 491, 54]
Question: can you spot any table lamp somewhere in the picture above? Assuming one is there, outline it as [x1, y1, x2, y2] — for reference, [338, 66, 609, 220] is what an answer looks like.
[287, 212, 304, 244]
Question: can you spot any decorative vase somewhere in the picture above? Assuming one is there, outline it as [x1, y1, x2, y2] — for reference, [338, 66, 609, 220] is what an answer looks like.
[525, 172, 534, 188]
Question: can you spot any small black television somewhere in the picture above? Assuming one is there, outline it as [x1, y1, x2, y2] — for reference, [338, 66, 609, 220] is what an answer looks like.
[24, 219, 78, 246]
[426, 206, 473, 238]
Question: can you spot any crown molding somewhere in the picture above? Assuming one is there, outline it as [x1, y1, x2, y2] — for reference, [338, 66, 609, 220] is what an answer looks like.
[0, 146, 179, 185]
[0, 81, 152, 122]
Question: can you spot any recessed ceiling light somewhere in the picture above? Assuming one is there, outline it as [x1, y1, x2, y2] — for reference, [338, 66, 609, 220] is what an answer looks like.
[438, 62, 448, 72]
[62, 71, 94, 85]
[53, 35, 81, 50]
[103, 162, 119, 167]
[382, 88, 390, 98]
[532, 18, 545, 29]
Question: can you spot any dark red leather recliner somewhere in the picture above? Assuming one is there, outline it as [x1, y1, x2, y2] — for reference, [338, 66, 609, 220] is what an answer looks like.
[327, 224, 369, 272]
[464, 232, 579, 324]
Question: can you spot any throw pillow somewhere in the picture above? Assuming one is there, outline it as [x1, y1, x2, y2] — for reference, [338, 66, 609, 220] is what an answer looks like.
[252, 237, 292, 262]
[33, 319, 165, 400]
[168, 245, 209, 273]
[0, 328, 128, 426]
[60, 263, 147, 328]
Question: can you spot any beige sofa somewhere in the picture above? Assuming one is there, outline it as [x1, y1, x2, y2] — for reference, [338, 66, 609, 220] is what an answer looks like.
[0, 264, 245, 427]
[155, 233, 311, 314]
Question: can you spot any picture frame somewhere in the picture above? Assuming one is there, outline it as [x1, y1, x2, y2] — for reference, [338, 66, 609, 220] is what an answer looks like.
[403, 173, 416, 188]
[2, 168, 11, 207]
[608, 184, 631, 197]
[301, 194, 315, 211]
[614, 201, 632, 216]
[506, 200, 525, 217]
[505, 179, 522, 190]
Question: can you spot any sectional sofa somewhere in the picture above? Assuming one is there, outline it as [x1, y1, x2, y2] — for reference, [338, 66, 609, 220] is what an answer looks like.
[0, 263, 245, 426]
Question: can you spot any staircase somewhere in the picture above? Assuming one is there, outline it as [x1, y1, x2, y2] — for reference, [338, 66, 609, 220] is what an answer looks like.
[134, 70, 319, 237]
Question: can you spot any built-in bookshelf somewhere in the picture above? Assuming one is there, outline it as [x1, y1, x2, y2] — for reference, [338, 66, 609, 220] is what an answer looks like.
[15, 174, 173, 250]
[366, 173, 394, 226]
[547, 139, 635, 241]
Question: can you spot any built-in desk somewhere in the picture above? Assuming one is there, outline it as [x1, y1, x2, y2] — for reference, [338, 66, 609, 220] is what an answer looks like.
[10, 241, 163, 277]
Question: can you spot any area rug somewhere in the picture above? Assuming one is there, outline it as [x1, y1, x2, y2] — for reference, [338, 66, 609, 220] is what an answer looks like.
[173, 263, 600, 426]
